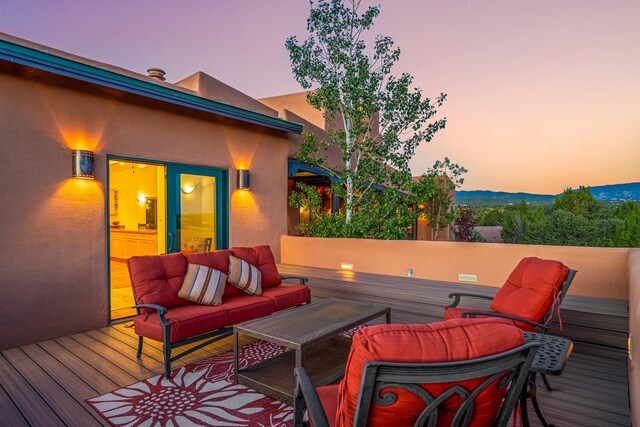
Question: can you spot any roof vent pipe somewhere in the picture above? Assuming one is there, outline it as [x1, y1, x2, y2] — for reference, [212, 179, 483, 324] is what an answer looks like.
[147, 68, 166, 81]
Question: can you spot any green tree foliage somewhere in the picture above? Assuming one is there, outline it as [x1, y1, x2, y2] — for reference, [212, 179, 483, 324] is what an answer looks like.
[413, 158, 467, 240]
[554, 186, 608, 218]
[477, 207, 504, 226]
[500, 201, 544, 244]
[611, 201, 640, 247]
[285, 0, 446, 238]
[523, 210, 615, 247]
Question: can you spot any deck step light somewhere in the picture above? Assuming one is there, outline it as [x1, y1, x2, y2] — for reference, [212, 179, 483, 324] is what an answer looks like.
[72, 150, 94, 179]
[237, 169, 250, 190]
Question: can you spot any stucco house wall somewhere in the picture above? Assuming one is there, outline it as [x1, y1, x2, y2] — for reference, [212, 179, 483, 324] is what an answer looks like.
[0, 62, 294, 350]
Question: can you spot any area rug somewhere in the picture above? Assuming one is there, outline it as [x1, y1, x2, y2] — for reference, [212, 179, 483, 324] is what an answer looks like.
[88, 327, 362, 427]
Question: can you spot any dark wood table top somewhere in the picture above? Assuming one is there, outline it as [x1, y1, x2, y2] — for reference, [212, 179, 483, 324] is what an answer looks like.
[234, 298, 390, 349]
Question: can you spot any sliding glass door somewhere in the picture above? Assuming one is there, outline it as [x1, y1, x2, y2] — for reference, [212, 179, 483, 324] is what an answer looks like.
[166, 165, 228, 254]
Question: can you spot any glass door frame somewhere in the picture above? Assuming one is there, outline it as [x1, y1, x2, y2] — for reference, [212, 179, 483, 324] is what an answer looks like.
[166, 164, 229, 253]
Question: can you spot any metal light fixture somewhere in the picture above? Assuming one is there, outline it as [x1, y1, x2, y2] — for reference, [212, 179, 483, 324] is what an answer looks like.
[181, 183, 199, 194]
[72, 150, 94, 179]
[237, 169, 250, 190]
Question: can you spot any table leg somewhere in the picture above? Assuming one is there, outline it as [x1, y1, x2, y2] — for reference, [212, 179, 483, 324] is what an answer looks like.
[295, 348, 305, 369]
[233, 331, 239, 383]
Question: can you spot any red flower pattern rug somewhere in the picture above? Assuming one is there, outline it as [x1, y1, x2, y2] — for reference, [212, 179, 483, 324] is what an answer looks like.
[87, 340, 294, 427]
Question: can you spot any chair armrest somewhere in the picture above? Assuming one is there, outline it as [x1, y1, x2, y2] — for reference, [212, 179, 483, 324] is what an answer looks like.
[294, 367, 329, 427]
[446, 292, 494, 308]
[133, 304, 169, 326]
[461, 310, 547, 330]
[281, 275, 309, 285]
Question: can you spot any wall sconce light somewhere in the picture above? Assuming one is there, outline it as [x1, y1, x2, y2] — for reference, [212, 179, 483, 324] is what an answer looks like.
[72, 150, 94, 179]
[237, 169, 250, 190]
[137, 194, 147, 204]
[340, 263, 354, 270]
[181, 183, 199, 194]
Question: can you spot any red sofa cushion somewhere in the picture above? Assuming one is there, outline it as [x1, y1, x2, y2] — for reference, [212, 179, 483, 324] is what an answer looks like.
[127, 253, 191, 313]
[313, 384, 339, 427]
[185, 249, 244, 297]
[335, 318, 524, 427]
[230, 245, 281, 288]
[134, 304, 228, 343]
[222, 294, 275, 325]
[491, 257, 569, 329]
[261, 285, 310, 311]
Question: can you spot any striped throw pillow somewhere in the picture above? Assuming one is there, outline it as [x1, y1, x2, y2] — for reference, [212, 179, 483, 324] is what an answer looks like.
[228, 255, 262, 295]
[178, 263, 227, 305]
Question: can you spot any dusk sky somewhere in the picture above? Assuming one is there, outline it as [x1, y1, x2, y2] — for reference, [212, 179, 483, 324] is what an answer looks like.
[2, 0, 638, 194]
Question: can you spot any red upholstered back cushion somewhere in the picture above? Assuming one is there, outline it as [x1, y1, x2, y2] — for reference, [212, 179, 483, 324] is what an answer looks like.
[185, 249, 244, 296]
[230, 245, 281, 288]
[491, 257, 569, 328]
[127, 252, 191, 313]
[336, 318, 524, 427]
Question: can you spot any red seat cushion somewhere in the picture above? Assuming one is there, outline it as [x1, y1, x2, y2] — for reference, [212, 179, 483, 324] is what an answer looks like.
[134, 304, 228, 343]
[261, 285, 310, 311]
[221, 294, 275, 325]
[335, 318, 524, 427]
[185, 249, 244, 297]
[230, 246, 281, 288]
[127, 252, 191, 313]
[311, 384, 339, 427]
[491, 257, 569, 328]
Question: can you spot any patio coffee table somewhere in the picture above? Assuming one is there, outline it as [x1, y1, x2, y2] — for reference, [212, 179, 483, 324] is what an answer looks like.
[233, 298, 391, 404]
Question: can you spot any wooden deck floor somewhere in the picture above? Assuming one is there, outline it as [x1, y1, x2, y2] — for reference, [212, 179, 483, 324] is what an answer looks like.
[0, 321, 630, 426]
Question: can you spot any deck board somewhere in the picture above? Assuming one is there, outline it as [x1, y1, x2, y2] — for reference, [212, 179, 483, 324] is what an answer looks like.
[0, 380, 29, 427]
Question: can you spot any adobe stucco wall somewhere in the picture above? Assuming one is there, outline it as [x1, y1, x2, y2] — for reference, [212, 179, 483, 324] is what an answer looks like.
[281, 236, 630, 299]
[629, 249, 640, 426]
[0, 74, 290, 350]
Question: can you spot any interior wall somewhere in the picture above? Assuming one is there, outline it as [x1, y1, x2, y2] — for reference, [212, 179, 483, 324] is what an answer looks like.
[281, 236, 630, 299]
[0, 73, 290, 350]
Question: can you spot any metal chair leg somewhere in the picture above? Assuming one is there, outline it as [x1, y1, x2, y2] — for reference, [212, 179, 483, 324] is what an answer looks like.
[163, 344, 171, 378]
[136, 336, 144, 358]
[541, 373, 553, 391]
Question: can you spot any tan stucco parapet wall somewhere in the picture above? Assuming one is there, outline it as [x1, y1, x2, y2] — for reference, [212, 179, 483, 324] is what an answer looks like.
[280, 235, 630, 299]
[628, 249, 640, 426]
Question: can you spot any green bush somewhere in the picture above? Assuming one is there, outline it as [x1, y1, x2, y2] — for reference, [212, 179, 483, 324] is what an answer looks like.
[523, 210, 615, 247]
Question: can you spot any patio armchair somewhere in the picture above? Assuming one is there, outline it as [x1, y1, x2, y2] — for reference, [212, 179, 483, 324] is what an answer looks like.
[293, 318, 539, 427]
[445, 256, 576, 391]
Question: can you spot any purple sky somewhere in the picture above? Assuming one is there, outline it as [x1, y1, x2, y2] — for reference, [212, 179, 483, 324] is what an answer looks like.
[2, 0, 639, 193]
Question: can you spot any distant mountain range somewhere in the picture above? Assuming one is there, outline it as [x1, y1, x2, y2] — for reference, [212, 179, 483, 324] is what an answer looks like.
[456, 182, 640, 206]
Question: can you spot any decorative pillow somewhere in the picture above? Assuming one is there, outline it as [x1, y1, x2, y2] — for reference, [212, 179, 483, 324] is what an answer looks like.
[178, 263, 227, 305]
[228, 255, 262, 295]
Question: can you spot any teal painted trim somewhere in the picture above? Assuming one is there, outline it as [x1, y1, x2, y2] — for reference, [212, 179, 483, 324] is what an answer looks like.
[0, 39, 304, 134]
[166, 164, 230, 252]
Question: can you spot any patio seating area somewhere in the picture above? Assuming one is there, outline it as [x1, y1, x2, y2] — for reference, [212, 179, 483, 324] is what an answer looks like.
[0, 267, 631, 426]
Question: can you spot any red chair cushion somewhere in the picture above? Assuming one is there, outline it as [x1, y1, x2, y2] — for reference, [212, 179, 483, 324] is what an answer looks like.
[261, 285, 310, 311]
[185, 249, 244, 296]
[127, 252, 192, 313]
[335, 318, 524, 427]
[230, 245, 282, 288]
[491, 257, 569, 327]
[221, 294, 275, 325]
[312, 384, 339, 427]
[134, 304, 228, 343]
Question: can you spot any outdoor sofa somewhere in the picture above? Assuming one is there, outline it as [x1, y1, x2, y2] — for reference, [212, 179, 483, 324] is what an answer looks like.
[127, 245, 310, 377]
